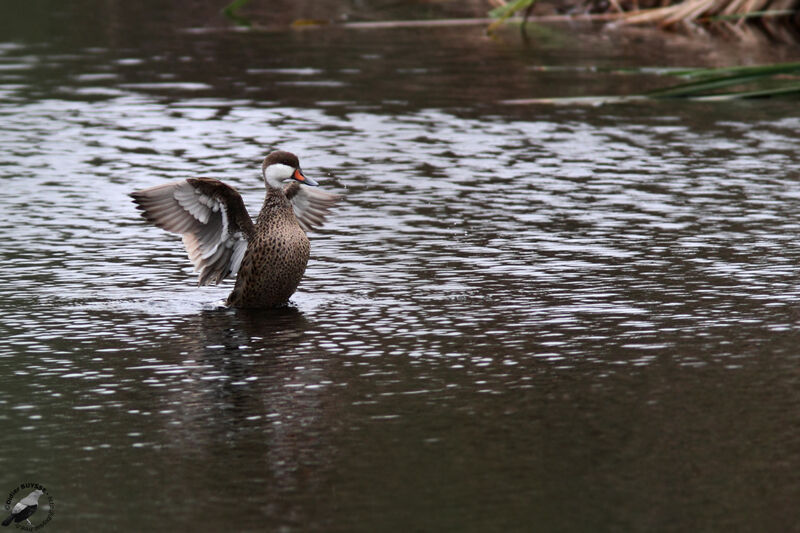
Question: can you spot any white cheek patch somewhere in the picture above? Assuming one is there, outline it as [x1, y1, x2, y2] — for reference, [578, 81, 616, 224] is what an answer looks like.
[264, 163, 295, 188]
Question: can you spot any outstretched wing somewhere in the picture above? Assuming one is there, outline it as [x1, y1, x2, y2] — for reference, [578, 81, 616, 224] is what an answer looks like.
[284, 182, 341, 232]
[130, 178, 255, 286]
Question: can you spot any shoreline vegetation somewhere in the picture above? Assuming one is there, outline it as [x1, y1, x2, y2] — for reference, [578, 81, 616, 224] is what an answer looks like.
[220, 0, 800, 101]
[224, 0, 799, 41]
[487, 0, 799, 40]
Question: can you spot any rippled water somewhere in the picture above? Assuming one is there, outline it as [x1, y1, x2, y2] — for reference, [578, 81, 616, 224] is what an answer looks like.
[1, 2, 800, 531]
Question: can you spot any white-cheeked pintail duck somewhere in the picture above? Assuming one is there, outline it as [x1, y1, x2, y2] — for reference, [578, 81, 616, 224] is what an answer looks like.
[130, 150, 340, 308]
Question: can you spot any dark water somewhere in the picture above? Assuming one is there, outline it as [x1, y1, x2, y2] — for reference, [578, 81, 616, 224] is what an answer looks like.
[2, 2, 800, 531]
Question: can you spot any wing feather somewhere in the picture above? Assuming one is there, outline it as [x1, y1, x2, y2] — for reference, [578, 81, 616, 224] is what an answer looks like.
[229, 239, 248, 276]
[284, 182, 341, 232]
[131, 179, 255, 286]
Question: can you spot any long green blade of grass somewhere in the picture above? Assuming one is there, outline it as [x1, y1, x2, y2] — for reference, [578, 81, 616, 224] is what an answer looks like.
[669, 62, 800, 79]
[692, 84, 800, 100]
[647, 63, 800, 97]
[501, 62, 800, 104]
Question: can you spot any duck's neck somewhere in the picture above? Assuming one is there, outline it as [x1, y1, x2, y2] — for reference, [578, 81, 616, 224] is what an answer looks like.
[256, 185, 292, 225]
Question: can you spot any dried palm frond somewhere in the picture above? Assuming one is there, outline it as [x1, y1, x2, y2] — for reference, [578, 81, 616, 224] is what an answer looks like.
[490, 0, 799, 38]
[619, 0, 797, 28]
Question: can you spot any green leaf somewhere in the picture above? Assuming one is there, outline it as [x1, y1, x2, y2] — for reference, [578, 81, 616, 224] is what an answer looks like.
[489, 0, 536, 20]
[222, 0, 252, 26]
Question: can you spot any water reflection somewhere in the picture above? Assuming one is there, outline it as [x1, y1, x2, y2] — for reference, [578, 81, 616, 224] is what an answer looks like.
[140, 308, 337, 526]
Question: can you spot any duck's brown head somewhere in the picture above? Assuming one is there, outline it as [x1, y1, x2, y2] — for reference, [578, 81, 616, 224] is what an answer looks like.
[262, 150, 319, 189]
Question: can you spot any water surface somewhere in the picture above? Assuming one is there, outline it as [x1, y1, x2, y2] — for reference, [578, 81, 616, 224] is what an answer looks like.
[1, 2, 800, 531]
